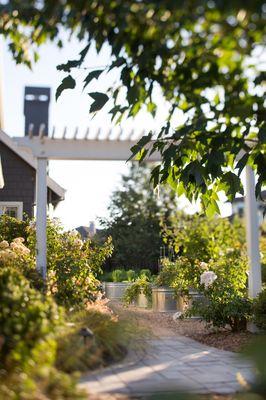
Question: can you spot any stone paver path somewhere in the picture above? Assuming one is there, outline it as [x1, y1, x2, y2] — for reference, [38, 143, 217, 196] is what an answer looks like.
[80, 335, 255, 398]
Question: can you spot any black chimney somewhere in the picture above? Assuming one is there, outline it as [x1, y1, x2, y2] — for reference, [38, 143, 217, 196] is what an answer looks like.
[24, 86, 51, 136]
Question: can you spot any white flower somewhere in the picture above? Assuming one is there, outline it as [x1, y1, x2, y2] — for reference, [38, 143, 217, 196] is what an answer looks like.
[199, 261, 208, 270]
[200, 271, 217, 289]
[0, 240, 9, 249]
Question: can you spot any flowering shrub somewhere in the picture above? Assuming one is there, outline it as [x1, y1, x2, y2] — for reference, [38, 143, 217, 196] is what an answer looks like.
[200, 271, 217, 289]
[0, 217, 113, 307]
[44, 229, 113, 308]
[0, 237, 43, 291]
[191, 254, 251, 331]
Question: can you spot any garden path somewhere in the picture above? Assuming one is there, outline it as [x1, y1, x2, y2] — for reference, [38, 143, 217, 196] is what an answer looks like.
[79, 303, 255, 399]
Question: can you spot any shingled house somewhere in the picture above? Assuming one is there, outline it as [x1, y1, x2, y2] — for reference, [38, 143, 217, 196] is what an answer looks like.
[0, 86, 65, 219]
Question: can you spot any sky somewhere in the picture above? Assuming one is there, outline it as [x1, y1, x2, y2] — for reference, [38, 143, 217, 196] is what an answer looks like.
[1, 34, 232, 229]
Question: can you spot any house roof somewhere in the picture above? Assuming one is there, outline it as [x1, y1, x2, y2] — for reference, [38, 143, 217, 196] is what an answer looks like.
[0, 129, 65, 200]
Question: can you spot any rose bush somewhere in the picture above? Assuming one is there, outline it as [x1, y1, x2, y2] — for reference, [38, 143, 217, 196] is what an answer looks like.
[0, 216, 113, 308]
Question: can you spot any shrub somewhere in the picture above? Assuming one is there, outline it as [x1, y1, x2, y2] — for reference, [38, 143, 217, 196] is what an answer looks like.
[30, 221, 113, 307]
[123, 276, 152, 305]
[253, 288, 266, 331]
[156, 257, 198, 293]
[0, 237, 43, 291]
[0, 267, 61, 372]
[0, 217, 113, 307]
[0, 215, 29, 243]
[162, 213, 245, 263]
[0, 267, 86, 399]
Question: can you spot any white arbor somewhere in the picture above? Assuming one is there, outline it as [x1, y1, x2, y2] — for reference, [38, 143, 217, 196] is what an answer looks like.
[14, 128, 262, 298]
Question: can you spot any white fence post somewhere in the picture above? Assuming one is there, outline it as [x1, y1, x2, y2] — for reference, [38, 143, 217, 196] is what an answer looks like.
[36, 157, 47, 281]
[244, 166, 262, 298]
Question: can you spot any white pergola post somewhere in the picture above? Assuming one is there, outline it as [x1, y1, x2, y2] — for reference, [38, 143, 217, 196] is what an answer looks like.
[36, 157, 48, 281]
[245, 166, 262, 298]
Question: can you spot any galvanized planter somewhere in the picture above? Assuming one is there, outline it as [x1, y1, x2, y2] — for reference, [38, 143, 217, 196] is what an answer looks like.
[136, 289, 150, 309]
[179, 289, 205, 318]
[152, 286, 178, 312]
[103, 282, 131, 300]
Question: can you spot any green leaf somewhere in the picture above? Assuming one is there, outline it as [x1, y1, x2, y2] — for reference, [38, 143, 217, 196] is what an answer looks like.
[236, 153, 249, 176]
[57, 60, 80, 72]
[128, 132, 153, 161]
[83, 70, 103, 90]
[205, 199, 220, 217]
[220, 172, 243, 201]
[56, 75, 76, 101]
[88, 92, 109, 113]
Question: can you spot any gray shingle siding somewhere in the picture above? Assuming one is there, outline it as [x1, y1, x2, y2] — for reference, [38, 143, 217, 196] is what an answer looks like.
[0, 141, 35, 217]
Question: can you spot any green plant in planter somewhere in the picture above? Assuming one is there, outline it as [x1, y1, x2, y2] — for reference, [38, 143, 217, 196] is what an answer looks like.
[123, 276, 152, 305]
[139, 269, 152, 279]
[253, 288, 266, 331]
[126, 269, 136, 282]
[111, 269, 128, 282]
[156, 257, 197, 293]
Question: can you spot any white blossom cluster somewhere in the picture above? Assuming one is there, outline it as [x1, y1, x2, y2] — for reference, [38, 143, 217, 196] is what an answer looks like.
[0, 237, 30, 261]
[200, 270, 217, 289]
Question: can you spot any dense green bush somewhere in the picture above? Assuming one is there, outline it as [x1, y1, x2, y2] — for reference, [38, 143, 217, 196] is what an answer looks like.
[0, 215, 29, 243]
[253, 289, 266, 331]
[162, 213, 245, 263]
[0, 267, 86, 399]
[161, 215, 250, 331]
[0, 267, 61, 370]
[194, 287, 252, 331]
[190, 253, 250, 331]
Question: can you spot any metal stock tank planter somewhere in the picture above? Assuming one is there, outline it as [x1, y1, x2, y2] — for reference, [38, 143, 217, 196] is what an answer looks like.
[152, 286, 178, 313]
[103, 282, 131, 300]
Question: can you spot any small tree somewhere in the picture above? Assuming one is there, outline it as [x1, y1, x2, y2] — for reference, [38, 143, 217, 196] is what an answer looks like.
[100, 163, 177, 272]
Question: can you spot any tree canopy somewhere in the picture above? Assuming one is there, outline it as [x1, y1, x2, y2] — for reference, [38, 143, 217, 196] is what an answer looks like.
[99, 163, 177, 272]
[1, 1, 265, 214]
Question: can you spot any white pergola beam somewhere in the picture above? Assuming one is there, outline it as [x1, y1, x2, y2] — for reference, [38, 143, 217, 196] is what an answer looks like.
[14, 136, 161, 161]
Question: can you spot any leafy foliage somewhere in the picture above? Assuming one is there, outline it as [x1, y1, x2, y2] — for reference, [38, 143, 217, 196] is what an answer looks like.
[0, 267, 86, 399]
[194, 286, 252, 332]
[1, 1, 265, 209]
[162, 212, 246, 262]
[0, 215, 29, 244]
[123, 275, 152, 305]
[100, 163, 177, 272]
